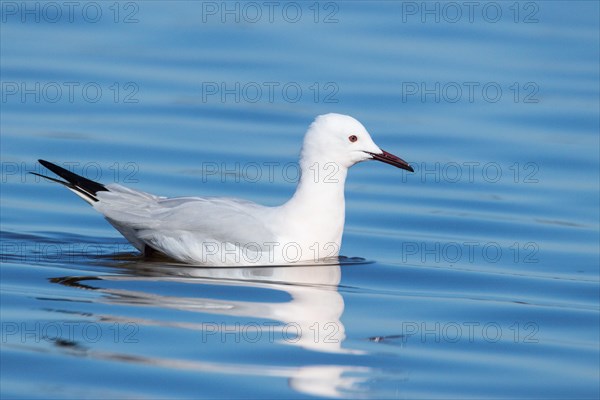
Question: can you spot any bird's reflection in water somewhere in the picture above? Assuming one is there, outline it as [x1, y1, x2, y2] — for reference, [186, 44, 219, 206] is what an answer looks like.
[51, 256, 374, 398]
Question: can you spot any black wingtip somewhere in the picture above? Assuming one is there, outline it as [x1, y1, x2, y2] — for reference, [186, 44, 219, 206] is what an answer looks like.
[30, 171, 70, 186]
[37, 159, 107, 195]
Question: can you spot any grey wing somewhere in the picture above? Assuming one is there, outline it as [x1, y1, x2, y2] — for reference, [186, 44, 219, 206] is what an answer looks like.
[94, 184, 276, 260]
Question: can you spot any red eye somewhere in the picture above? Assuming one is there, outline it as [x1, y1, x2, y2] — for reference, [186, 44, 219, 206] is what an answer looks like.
[348, 135, 358, 143]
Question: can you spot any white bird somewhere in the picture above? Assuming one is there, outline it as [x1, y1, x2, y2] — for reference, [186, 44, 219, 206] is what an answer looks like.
[34, 113, 413, 266]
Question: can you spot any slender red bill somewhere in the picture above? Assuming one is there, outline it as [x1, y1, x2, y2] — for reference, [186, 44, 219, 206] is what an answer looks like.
[368, 150, 414, 172]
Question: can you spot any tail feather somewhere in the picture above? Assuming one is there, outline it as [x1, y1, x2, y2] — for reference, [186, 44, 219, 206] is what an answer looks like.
[32, 159, 108, 204]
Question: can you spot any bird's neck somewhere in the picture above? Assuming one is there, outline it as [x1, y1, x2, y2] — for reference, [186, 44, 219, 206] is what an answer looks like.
[280, 160, 348, 245]
[292, 159, 348, 203]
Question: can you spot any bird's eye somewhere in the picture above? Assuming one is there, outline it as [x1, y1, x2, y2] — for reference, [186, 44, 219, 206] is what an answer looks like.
[348, 135, 358, 143]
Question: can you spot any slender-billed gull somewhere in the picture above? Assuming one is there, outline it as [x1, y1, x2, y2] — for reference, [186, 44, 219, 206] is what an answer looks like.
[33, 113, 413, 266]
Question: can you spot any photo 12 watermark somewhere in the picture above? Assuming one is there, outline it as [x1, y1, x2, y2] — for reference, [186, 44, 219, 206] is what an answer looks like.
[1, 1, 140, 24]
[196, 161, 346, 184]
[1, 81, 140, 104]
[401, 81, 540, 104]
[200, 81, 339, 104]
[194, 240, 340, 264]
[1, 321, 139, 344]
[199, 321, 341, 344]
[371, 321, 540, 344]
[400, 241, 539, 265]
[399, 161, 540, 184]
[0, 241, 135, 264]
[1, 161, 140, 184]
[400, 1, 540, 24]
[199, 1, 340, 24]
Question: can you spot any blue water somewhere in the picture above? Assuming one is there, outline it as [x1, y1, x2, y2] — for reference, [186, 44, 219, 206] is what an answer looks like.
[1, 1, 599, 398]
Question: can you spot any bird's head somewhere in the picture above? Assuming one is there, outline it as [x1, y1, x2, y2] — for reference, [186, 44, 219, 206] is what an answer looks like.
[300, 113, 414, 172]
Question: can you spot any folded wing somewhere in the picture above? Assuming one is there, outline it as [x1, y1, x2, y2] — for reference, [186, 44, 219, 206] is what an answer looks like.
[95, 184, 276, 263]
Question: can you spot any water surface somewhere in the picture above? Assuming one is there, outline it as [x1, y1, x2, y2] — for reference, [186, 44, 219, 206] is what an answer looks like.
[1, 1, 599, 398]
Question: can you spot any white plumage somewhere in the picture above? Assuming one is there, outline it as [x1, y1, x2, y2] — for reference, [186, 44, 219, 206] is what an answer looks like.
[35, 113, 413, 266]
